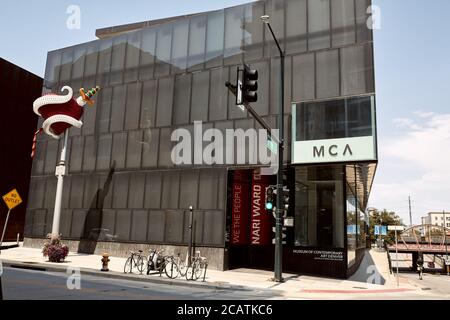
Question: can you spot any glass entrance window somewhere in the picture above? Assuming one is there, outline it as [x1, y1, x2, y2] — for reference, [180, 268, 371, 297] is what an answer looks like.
[294, 165, 345, 248]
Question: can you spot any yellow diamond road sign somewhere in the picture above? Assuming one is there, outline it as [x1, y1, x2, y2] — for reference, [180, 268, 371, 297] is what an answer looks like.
[3, 189, 23, 210]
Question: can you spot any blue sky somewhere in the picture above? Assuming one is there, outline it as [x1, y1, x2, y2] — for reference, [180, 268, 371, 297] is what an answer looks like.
[1, 0, 449, 224]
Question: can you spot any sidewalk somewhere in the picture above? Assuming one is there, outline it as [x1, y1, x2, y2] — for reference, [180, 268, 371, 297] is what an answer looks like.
[0, 246, 420, 299]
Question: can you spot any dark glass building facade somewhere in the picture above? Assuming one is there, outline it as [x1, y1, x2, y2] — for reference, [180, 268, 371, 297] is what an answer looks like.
[24, 0, 376, 278]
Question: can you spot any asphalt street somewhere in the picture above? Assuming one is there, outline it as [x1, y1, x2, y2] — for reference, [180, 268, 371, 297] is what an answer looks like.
[1, 267, 281, 300]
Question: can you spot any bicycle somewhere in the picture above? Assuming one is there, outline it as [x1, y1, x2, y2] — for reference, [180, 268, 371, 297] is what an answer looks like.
[124, 250, 147, 274]
[163, 253, 188, 279]
[186, 251, 208, 281]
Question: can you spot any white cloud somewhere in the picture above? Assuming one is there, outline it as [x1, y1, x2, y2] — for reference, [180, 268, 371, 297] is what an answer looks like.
[370, 113, 450, 224]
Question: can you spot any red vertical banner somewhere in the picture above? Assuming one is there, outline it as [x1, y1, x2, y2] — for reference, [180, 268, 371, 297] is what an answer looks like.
[231, 171, 250, 245]
[250, 170, 273, 245]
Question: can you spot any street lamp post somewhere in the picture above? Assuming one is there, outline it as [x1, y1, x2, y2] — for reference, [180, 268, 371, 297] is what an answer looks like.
[261, 15, 285, 283]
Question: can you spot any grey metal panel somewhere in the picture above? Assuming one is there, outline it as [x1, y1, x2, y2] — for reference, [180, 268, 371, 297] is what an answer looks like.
[59, 47, 73, 82]
[71, 209, 87, 238]
[292, 53, 315, 102]
[110, 85, 127, 132]
[139, 28, 156, 81]
[61, 176, 71, 209]
[96, 133, 112, 171]
[32, 210, 47, 237]
[203, 211, 224, 246]
[179, 170, 199, 209]
[158, 128, 174, 168]
[217, 170, 227, 210]
[164, 210, 184, 243]
[124, 82, 142, 131]
[142, 128, 159, 168]
[190, 71, 210, 122]
[83, 135, 97, 175]
[60, 209, 72, 237]
[128, 172, 145, 209]
[155, 77, 174, 127]
[98, 174, 113, 209]
[44, 140, 58, 174]
[148, 210, 165, 242]
[140, 80, 158, 129]
[83, 174, 99, 209]
[131, 210, 148, 242]
[286, 0, 307, 55]
[44, 51, 61, 86]
[72, 46, 86, 80]
[126, 130, 143, 169]
[112, 173, 129, 209]
[173, 73, 192, 125]
[69, 136, 84, 172]
[331, 0, 356, 47]
[28, 178, 46, 209]
[98, 87, 112, 134]
[98, 38, 112, 77]
[69, 175, 85, 209]
[125, 31, 141, 83]
[198, 169, 219, 210]
[155, 24, 173, 77]
[308, 0, 331, 51]
[270, 56, 293, 115]
[116, 210, 131, 241]
[110, 35, 127, 85]
[341, 44, 371, 95]
[316, 49, 340, 99]
[85, 42, 99, 78]
[161, 171, 180, 209]
[251, 60, 270, 116]
[101, 209, 116, 238]
[267, 0, 285, 58]
[32, 140, 46, 175]
[209, 67, 228, 121]
[111, 132, 127, 169]
[145, 172, 162, 209]
[355, 0, 373, 43]
[183, 210, 203, 244]
[205, 10, 225, 69]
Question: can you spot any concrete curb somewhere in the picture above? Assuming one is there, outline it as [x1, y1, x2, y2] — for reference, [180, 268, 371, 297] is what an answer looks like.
[1, 259, 281, 294]
[0, 244, 19, 250]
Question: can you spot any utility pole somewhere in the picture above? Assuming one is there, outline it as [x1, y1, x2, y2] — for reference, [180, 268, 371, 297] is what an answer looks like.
[408, 196, 412, 226]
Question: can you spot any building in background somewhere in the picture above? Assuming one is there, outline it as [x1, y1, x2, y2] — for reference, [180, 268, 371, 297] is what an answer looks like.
[24, 0, 376, 278]
[0, 58, 42, 242]
[421, 212, 450, 228]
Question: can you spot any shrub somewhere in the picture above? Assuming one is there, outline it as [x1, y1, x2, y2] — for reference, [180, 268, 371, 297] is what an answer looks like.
[42, 234, 69, 263]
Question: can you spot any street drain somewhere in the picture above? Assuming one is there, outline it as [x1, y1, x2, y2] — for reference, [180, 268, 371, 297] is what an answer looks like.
[422, 288, 432, 291]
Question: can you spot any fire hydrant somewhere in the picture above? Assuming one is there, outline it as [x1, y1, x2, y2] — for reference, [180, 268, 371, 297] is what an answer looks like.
[101, 253, 110, 272]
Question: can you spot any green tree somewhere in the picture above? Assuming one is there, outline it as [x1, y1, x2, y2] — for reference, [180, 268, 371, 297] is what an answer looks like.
[369, 209, 404, 244]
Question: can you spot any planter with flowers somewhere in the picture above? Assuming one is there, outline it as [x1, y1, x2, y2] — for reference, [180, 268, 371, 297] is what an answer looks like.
[42, 234, 69, 263]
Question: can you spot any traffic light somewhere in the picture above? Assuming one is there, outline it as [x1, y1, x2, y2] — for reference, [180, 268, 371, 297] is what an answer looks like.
[282, 186, 290, 212]
[265, 185, 276, 211]
[242, 64, 258, 103]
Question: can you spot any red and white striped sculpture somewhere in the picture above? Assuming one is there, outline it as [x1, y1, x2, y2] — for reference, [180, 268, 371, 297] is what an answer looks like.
[31, 86, 100, 157]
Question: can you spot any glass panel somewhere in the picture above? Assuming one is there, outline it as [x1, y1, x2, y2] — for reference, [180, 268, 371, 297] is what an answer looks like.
[286, 0, 307, 55]
[316, 50, 339, 99]
[131, 210, 148, 241]
[209, 68, 228, 121]
[98, 87, 112, 134]
[124, 82, 142, 130]
[243, 2, 264, 62]
[59, 47, 73, 82]
[113, 174, 129, 209]
[126, 130, 143, 169]
[308, 0, 331, 51]
[72, 45, 86, 80]
[125, 31, 141, 83]
[346, 96, 373, 137]
[128, 173, 145, 209]
[294, 166, 345, 248]
[111, 132, 127, 169]
[267, 0, 285, 57]
[155, 77, 174, 127]
[142, 128, 159, 168]
[165, 210, 183, 243]
[139, 28, 157, 80]
[148, 210, 165, 242]
[205, 11, 225, 68]
[155, 24, 173, 77]
[83, 136, 96, 171]
[84, 42, 98, 78]
[161, 171, 180, 209]
[140, 80, 158, 129]
[96, 134, 112, 171]
[69, 136, 84, 172]
[331, 0, 356, 47]
[173, 74, 191, 125]
[224, 6, 244, 66]
[341, 43, 374, 95]
[190, 71, 209, 122]
[110, 35, 127, 85]
[145, 172, 162, 209]
[292, 53, 315, 102]
[45, 51, 61, 87]
[171, 20, 189, 74]
[179, 170, 199, 209]
[188, 15, 206, 71]
[116, 210, 131, 241]
[44, 140, 58, 174]
[110, 85, 127, 132]
[69, 175, 85, 209]
[98, 38, 112, 78]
